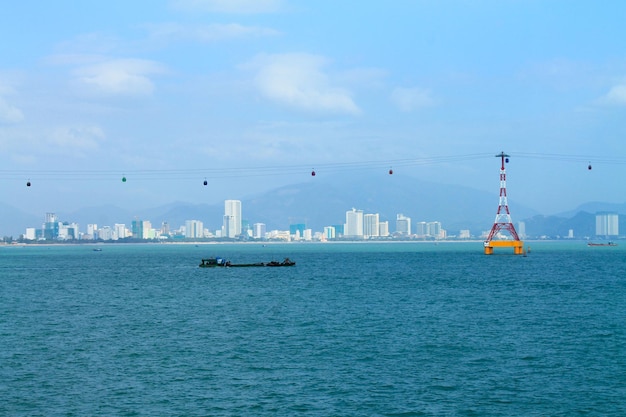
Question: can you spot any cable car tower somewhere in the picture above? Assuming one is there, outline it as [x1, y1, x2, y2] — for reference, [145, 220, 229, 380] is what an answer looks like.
[484, 152, 524, 255]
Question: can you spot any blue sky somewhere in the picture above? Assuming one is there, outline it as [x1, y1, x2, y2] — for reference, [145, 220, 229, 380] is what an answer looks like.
[1, 0, 625, 216]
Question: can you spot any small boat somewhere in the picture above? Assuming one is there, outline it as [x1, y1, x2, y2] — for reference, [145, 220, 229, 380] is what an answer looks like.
[266, 258, 296, 267]
[199, 257, 295, 268]
[587, 242, 618, 247]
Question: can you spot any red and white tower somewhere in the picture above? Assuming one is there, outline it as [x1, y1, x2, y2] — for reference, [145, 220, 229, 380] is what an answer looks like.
[484, 152, 524, 255]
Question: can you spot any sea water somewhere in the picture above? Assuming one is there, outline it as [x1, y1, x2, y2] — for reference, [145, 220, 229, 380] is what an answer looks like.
[1, 241, 625, 416]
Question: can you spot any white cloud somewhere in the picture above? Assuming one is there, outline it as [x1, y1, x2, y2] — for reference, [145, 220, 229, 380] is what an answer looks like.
[72, 58, 165, 96]
[171, 0, 283, 13]
[54, 32, 123, 56]
[49, 126, 105, 153]
[248, 53, 360, 115]
[145, 22, 279, 42]
[0, 97, 24, 123]
[390, 87, 437, 112]
[602, 84, 626, 105]
[0, 125, 105, 161]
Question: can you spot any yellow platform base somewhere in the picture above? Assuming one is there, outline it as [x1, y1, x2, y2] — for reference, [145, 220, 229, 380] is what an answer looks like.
[484, 240, 525, 255]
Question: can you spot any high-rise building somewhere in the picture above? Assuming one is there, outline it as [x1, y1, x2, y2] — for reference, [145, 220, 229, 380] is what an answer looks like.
[185, 220, 204, 238]
[87, 224, 97, 238]
[132, 220, 152, 239]
[396, 214, 411, 235]
[142, 221, 152, 239]
[132, 219, 143, 239]
[364, 213, 380, 238]
[290, 224, 306, 237]
[379, 221, 389, 237]
[427, 221, 442, 238]
[224, 200, 242, 238]
[114, 224, 127, 240]
[323, 226, 336, 239]
[161, 222, 170, 237]
[596, 212, 619, 237]
[44, 213, 59, 240]
[345, 208, 364, 237]
[98, 226, 113, 240]
[415, 221, 427, 237]
[253, 223, 266, 239]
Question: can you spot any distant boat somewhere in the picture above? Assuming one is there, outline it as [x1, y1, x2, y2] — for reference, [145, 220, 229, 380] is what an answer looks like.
[199, 257, 295, 268]
[93, 248, 103, 251]
[587, 242, 618, 247]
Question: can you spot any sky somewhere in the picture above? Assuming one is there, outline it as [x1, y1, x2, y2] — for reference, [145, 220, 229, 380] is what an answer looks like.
[1, 0, 626, 217]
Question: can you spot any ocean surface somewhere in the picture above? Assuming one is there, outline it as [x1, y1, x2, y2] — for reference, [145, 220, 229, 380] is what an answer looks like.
[1, 241, 625, 416]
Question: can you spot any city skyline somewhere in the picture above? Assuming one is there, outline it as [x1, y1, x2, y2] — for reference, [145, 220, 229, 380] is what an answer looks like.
[16, 201, 621, 242]
[2, 1, 626, 218]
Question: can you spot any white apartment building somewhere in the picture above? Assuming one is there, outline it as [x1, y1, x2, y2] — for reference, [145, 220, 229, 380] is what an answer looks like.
[416, 221, 427, 237]
[364, 213, 380, 238]
[379, 221, 389, 237]
[253, 223, 266, 239]
[114, 224, 127, 239]
[223, 200, 242, 238]
[345, 208, 364, 237]
[427, 221, 443, 239]
[396, 214, 411, 235]
[596, 212, 619, 237]
[185, 220, 204, 238]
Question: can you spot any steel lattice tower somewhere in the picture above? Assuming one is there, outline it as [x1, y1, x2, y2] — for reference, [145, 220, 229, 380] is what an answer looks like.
[484, 152, 524, 254]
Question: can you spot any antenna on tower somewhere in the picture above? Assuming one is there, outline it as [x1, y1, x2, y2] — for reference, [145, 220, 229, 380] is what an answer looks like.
[484, 152, 525, 255]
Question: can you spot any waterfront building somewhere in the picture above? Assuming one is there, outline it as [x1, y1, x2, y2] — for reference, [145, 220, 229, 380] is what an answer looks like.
[58, 222, 79, 240]
[595, 212, 619, 237]
[267, 230, 291, 241]
[323, 226, 336, 239]
[290, 223, 306, 237]
[98, 226, 113, 240]
[115, 224, 127, 240]
[518, 221, 526, 239]
[25, 228, 36, 240]
[427, 221, 442, 239]
[224, 200, 242, 238]
[416, 221, 427, 237]
[87, 224, 97, 238]
[161, 222, 170, 237]
[131, 220, 152, 239]
[396, 214, 411, 235]
[253, 223, 266, 239]
[364, 213, 380, 238]
[44, 213, 59, 240]
[132, 220, 143, 239]
[185, 220, 204, 238]
[378, 221, 389, 237]
[345, 208, 364, 237]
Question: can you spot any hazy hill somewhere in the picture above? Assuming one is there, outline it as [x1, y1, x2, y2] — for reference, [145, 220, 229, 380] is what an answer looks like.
[242, 173, 539, 234]
[0, 203, 41, 238]
[4, 173, 626, 238]
[556, 201, 626, 219]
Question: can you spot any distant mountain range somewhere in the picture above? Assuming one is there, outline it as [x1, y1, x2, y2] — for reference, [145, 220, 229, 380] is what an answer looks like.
[1, 174, 624, 238]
